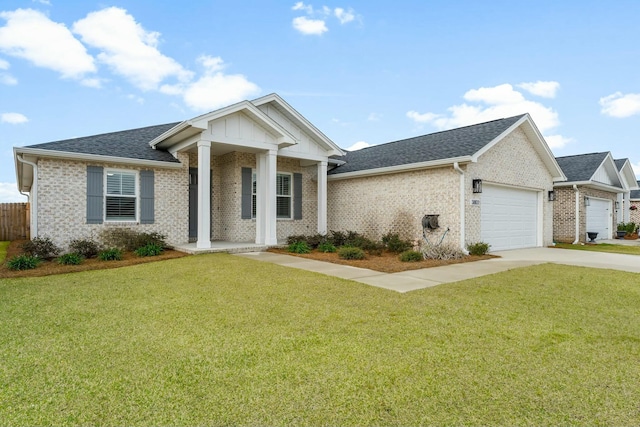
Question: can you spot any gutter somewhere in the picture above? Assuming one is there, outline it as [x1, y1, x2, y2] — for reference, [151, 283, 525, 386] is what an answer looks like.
[453, 162, 468, 254]
[573, 185, 579, 244]
[16, 155, 37, 238]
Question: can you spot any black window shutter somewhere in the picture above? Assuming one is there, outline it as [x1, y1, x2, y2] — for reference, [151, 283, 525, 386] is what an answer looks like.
[241, 167, 252, 219]
[294, 172, 302, 220]
[140, 170, 154, 224]
[86, 166, 104, 224]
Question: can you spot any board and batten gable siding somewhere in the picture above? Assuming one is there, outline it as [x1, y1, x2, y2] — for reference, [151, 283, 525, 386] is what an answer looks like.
[36, 154, 189, 251]
[465, 126, 555, 247]
[327, 167, 460, 244]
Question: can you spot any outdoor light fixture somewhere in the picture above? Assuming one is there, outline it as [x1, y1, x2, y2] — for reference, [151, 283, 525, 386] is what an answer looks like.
[615, 201, 620, 209]
[548, 190, 555, 202]
[472, 179, 482, 194]
[584, 197, 590, 206]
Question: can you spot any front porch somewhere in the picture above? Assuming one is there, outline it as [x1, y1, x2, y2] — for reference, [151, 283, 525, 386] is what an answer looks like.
[174, 240, 287, 254]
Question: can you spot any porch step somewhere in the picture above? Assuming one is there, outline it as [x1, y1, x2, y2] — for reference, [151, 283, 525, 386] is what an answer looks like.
[173, 242, 286, 255]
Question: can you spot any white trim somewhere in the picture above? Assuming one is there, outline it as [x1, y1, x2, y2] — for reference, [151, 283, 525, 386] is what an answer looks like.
[16, 155, 37, 237]
[554, 180, 623, 193]
[276, 172, 293, 220]
[327, 156, 474, 181]
[14, 147, 183, 169]
[573, 185, 580, 244]
[317, 161, 328, 235]
[196, 141, 212, 249]
[453, 162, 467, 253]
[104, 169, 139, 223]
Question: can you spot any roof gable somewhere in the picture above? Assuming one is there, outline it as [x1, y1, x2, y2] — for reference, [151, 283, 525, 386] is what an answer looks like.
[631, 181, 640, 199]
[614, 158, 639, 191]
[555, 152, 623, 190]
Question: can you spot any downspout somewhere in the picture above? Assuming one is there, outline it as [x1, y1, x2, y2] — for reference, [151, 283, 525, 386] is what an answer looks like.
[16, 155, 37, 238]
[453, 162, 468, 254]
[572, 184, 579, 244]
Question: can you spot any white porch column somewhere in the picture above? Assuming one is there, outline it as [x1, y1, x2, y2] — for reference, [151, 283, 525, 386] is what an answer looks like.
[617, 193, 624, 223]
[624, 191, 631, 223]
[196, 140, 211, 249]
[317, 161, 328, 235]
[256, 150, 278, 245]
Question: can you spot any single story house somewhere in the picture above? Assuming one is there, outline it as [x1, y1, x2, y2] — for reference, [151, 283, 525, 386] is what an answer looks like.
[14, 95, 567, 252]
[326, 114, 566, 252]
[552, 152, 638, 243]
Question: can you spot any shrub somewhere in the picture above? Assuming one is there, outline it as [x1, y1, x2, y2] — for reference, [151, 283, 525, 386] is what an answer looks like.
[21, 237, 61, 260]
[58, 252, 84, 265]
[99, 228, 139, 251]
[134, 232, 168, 250]
[317, 242, 337, 253]
[362, 240, 385, 256]
[286, 233, 327, 249]
[135, 243, 164, 257]
[287, 235, 308, 245]
[6, 254, 40, 271]
[467, 241, 491, 256]
[382, 232, 412, 253]
[68, 239, 100, 258]
[288, 241, 311, 254]
[98, 248, 123, 261]
[328, 230, 348, 247]
[338, 246, 365, 260]
[422, 243, 465, 260]
[399, 250, 423, 262]
[625, 222, 637, 234]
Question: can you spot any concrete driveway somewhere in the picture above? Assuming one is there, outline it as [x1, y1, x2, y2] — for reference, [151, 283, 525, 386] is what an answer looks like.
[236, 246, 639, 293]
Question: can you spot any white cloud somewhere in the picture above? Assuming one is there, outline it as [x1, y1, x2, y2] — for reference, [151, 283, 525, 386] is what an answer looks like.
[292, 2, 313, 14]
[0, 182, 27, 203]
[72, 7, 192, 91]
[292, 16, 328, 35]
[0, 73, 17, 85]
[345, 141, 370, 151]
[367, 112, 381, 121]
[1, 112, 28, 124]
[32, 0, 51, 5]
[518, 81, 560, 98]
[127, 94, 144, 104]
[0, 58, 8, 69]
[334, 7, 355, 24]
[406, 82, 572, 148]
[599, 92, 640, 118]
[180, 55, 260, 111]
[0, 8, 96, 79]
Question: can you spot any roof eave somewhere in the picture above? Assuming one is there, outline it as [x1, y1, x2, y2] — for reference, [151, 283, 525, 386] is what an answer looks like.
[14, 147, 184, 169]
[554, 180, 624, 193]
[327, 156, 474, 181]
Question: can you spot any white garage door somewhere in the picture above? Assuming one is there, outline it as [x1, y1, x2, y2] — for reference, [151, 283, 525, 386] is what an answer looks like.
[586, 198, 610, 240]
[481, 185, 538, 251]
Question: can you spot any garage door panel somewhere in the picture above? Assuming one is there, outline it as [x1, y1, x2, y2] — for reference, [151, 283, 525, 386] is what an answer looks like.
[586, 199, 610, 240]
[481, 185, 538, 252]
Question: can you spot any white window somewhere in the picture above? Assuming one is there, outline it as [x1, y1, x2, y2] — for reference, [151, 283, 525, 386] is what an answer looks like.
[251, 172, 293, 219]
[105, 170, 137, 221]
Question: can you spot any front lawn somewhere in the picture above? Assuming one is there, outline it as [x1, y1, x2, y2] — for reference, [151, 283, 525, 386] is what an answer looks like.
[1, 255, 640, 425]
[554, 242, 640, 255]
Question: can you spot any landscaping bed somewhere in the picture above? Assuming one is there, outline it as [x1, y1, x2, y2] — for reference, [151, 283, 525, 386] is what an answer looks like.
[268, 247, 496, 273]
[0, 240, 187, 278]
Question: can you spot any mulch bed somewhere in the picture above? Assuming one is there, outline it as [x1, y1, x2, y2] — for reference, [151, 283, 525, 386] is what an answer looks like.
[0, 240, 188, 279]
[268, 248, 496, 273]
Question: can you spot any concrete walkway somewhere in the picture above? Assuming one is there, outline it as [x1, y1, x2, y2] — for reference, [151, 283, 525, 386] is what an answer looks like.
[235, 247, 640, 293]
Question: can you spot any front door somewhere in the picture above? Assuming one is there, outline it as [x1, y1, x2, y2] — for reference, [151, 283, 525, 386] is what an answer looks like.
[189, 168, 197, 240]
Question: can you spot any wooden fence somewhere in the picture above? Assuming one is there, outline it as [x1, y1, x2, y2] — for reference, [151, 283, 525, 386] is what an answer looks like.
[0, 203, 30, 241]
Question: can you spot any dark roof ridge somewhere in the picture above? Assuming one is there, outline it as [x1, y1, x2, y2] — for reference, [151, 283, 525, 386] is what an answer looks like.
[347, 114, 527, 152]
[555, 151, 609, 159]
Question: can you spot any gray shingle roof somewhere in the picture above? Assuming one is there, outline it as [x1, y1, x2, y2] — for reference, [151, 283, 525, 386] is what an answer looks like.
[26, 122, 182, 163]
[631, 181, 640, 199]
[328, 114, 525, 175]
[614, 158, 628, 171]
[554, 152, 608, 182]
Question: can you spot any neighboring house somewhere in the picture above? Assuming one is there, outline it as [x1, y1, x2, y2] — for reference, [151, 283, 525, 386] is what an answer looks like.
[614, 158, 639, 224]
[553, 152, 634, 243]
[631, 182, 640, 224]
[14, 94, 344, 250]
[327, 114, 566, 252]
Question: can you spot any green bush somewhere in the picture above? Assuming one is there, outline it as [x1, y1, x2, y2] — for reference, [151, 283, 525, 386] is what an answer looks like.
[134, 232, 168, 250]
[58, 252, 84, 265]
[99, 228, 138, 251]
[286, 234, 327, 249]
[98, 248, 123, 261]
[317, 242, 337, 253]
[7, 254, 41, 271]
[328, 230, 348, 247]
[382, 232, 412, 253]
[362, 240, 385, 256]
[338, 246, 365, 260]
[467, 241, 491, 256]
[68, 239, 100, 258]
[288, 241, 311, 254]
[135, 243, 164, 257]
[625, 222, 637, 234]
[21, 236, 61, 259]
[399, 250, 423, 262]
[286, 235, 308, 245]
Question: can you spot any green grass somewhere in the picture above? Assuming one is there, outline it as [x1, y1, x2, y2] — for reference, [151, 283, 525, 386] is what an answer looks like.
[555, 242, 640, 255]
[1, 255, 640, 426]
[0, 241, 9, 263]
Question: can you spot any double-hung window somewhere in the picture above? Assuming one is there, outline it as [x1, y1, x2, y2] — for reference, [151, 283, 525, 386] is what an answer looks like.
[105, 170, 137, 221]
[250, 172, 293, 219]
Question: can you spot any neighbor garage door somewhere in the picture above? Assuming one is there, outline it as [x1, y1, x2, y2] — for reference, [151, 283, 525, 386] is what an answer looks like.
[481, 184, 538, 251]
[586, 198, 610, 240]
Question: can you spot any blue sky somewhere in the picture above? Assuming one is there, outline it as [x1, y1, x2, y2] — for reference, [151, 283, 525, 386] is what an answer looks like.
[1, 0, 640, 202]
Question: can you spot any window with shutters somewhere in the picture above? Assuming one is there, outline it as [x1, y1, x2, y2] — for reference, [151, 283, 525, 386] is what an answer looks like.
[105, 170, 137, 221]
[250, 171, 293, 219]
